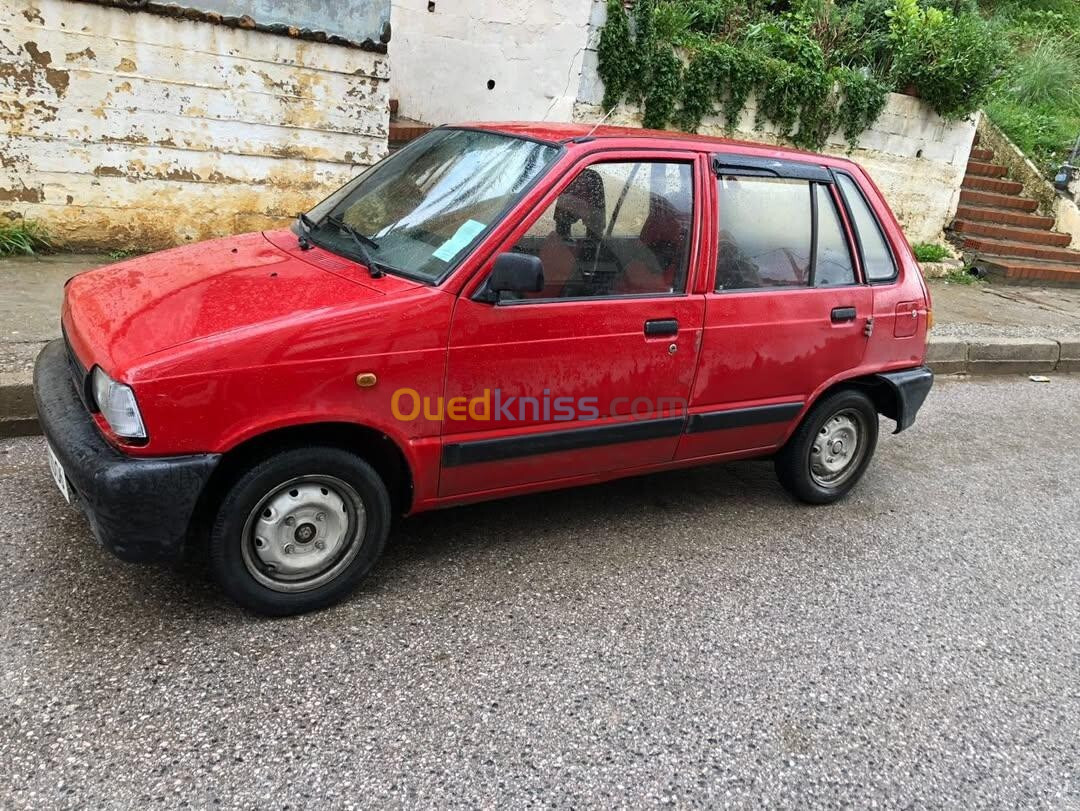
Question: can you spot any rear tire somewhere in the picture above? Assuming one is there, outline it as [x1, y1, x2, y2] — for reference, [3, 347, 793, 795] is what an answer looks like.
[774, 389, 878, 505]
[209, 447, 390, 616]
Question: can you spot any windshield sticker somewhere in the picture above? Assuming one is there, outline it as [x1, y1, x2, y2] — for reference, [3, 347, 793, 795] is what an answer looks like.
[432, 220, 487, 262]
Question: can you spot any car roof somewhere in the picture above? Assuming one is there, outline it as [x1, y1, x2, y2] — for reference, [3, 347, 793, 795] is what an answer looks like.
[460, 121, 858, 168]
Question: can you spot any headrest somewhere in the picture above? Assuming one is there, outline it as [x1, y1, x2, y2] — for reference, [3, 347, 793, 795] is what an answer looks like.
[554, 169, 606, 240]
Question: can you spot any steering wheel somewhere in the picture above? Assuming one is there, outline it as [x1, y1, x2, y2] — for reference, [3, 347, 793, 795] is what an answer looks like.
[575, 238, 625, 297]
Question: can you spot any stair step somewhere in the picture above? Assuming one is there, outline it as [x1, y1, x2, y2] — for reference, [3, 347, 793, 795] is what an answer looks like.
[965, 161, 1008, 178]
[962, 236, 1080, 264]
[954, 204, 1055, 230]
[389, 121, 432, 146]
[953, 220, 1072, 247]
[975, 256, 1080, 286]
[970, 147, 995, 162]
[959, 190, 1039, 212]
[962, 175, 1025, 195]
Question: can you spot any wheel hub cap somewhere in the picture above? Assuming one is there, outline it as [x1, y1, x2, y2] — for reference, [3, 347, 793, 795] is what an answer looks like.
[810, 411, 862, 486]
[242, 476, 366, 593]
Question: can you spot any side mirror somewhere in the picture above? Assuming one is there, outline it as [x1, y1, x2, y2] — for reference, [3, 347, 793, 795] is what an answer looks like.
[485, 253, 544, 300]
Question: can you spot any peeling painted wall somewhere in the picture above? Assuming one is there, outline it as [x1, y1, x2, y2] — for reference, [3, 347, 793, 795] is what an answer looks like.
[1, 0, 389, 250]
[388, 0, 593, 125]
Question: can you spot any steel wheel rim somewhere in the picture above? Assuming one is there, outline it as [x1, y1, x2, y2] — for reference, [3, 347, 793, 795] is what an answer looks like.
[241, 475, 366, 593]
[808, 408, 867, 489]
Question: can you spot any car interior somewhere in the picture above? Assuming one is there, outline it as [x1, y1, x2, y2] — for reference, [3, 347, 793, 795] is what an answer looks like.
[510, 163, 693, 300]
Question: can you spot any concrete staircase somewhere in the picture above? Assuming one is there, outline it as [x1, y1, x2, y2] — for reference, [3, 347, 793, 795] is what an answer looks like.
[952, 137, 1080, 285]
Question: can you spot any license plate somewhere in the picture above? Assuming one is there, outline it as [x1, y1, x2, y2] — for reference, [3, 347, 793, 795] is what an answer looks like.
[46, 442, 71, 503]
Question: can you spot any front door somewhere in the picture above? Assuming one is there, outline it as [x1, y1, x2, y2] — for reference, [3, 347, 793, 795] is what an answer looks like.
[676, 158, 872, 460]
[440, 155, 707, 498]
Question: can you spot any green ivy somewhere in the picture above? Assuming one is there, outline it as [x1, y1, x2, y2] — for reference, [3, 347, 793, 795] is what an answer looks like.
[597, 0, 634, 110]
[595, 0, 993, 150]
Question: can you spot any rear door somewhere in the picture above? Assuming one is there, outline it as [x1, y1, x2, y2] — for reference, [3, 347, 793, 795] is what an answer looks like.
[439, 151, 707, 498]
[676, 154, 873, 460]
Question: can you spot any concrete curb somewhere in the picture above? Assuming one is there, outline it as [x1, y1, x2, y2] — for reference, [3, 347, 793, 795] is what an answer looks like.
[2, 336, 1079, 439]
[928, 334, 1080, 376]
[0, 372, 38, 438]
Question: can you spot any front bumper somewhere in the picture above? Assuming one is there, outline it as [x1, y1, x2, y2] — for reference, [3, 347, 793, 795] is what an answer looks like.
[33, 339, 220, 563]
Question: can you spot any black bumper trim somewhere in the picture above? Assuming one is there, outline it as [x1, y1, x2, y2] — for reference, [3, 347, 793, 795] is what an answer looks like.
[33, 339, 220, 563]
[875, 365, 934, 434]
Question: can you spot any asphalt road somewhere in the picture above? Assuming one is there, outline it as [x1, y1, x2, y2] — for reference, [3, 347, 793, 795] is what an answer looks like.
[1, 377, 1078, 808]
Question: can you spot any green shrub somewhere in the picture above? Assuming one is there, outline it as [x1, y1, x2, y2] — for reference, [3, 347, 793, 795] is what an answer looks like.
[0, 220, 51, 256]
[890, 0, 999, 118]
[912, 242, 950, 262]
[596, 0, 1000, 148]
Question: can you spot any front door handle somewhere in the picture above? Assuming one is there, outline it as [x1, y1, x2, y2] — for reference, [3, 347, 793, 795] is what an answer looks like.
[831, 307, 857, 323]
[644, 319, 679, 337]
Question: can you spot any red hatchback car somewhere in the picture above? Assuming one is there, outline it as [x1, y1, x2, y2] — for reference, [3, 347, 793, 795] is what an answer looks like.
[35, 123, 933, 615]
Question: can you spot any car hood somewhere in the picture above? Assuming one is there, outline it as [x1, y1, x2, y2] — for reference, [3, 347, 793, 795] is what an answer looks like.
[63, 230, 420, 374]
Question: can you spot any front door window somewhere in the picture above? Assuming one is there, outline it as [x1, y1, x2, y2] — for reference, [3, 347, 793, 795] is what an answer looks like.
[504, 161, 694, 300]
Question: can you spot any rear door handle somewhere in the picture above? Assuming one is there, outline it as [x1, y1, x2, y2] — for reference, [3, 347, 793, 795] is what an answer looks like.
[831, 307, 857, 323]
[644, 319, 679, 337]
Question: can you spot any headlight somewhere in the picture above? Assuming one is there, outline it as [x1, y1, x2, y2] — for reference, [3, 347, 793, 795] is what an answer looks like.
[91, 366, 147, 440]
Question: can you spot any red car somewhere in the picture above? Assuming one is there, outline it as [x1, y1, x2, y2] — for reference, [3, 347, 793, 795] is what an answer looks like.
[35, 123, 933, 615]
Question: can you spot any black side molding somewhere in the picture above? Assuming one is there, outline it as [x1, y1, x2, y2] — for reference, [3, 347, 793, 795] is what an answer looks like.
[442, 416, 685, 467]
[686, 402, 804, 434]
[875, 366, 934, 434]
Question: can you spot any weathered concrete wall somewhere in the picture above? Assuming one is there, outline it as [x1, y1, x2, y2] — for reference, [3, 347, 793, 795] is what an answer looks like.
[178, 0, 391, 46]
[388, 0, 593, 124]
[1, 0, 389, 250]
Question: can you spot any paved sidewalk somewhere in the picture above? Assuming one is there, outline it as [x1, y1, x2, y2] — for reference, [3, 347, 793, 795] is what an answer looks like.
[1, 255, 1079, 435]
[0, 254, 109, 375]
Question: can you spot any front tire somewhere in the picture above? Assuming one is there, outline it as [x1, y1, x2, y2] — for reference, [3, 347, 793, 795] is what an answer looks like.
[209, 447, 390, 616]
[774, 389, 879, 505]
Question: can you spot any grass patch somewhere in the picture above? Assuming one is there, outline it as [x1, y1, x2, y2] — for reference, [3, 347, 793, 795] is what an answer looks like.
[0, 220, 52, 257]
[107, 249, 141, 261]
[980, 0, 1080, 176]
[942, 267, 983, 285]
[912, 242, 950, 262]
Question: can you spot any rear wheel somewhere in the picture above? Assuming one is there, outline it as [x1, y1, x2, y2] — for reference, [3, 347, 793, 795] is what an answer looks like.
[209, 447, 390, 615]
[774, 389, 878, 505]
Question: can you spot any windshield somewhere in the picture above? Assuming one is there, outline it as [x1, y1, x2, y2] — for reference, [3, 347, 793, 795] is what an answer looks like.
[302, 129, 560, 283]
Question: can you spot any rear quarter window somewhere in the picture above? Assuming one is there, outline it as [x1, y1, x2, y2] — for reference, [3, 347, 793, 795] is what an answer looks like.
[835, 173, 897, 283]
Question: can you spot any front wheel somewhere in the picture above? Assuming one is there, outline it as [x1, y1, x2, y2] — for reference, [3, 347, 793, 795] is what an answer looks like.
[774, 389, 879, 505]
[209, 447, 391, 616]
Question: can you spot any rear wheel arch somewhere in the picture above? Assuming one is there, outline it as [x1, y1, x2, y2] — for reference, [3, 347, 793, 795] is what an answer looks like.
[804, 374, 901, 429]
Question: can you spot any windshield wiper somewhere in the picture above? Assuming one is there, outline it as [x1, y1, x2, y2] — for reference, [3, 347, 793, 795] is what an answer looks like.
[326, 215, 384, 278]
[295, 212, 317, 250]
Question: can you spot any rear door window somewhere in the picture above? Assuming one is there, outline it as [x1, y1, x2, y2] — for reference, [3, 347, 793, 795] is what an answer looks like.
[715, 174, 857, 291]
[835, 173, 897, 282]
[716, 176, 811, 290]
